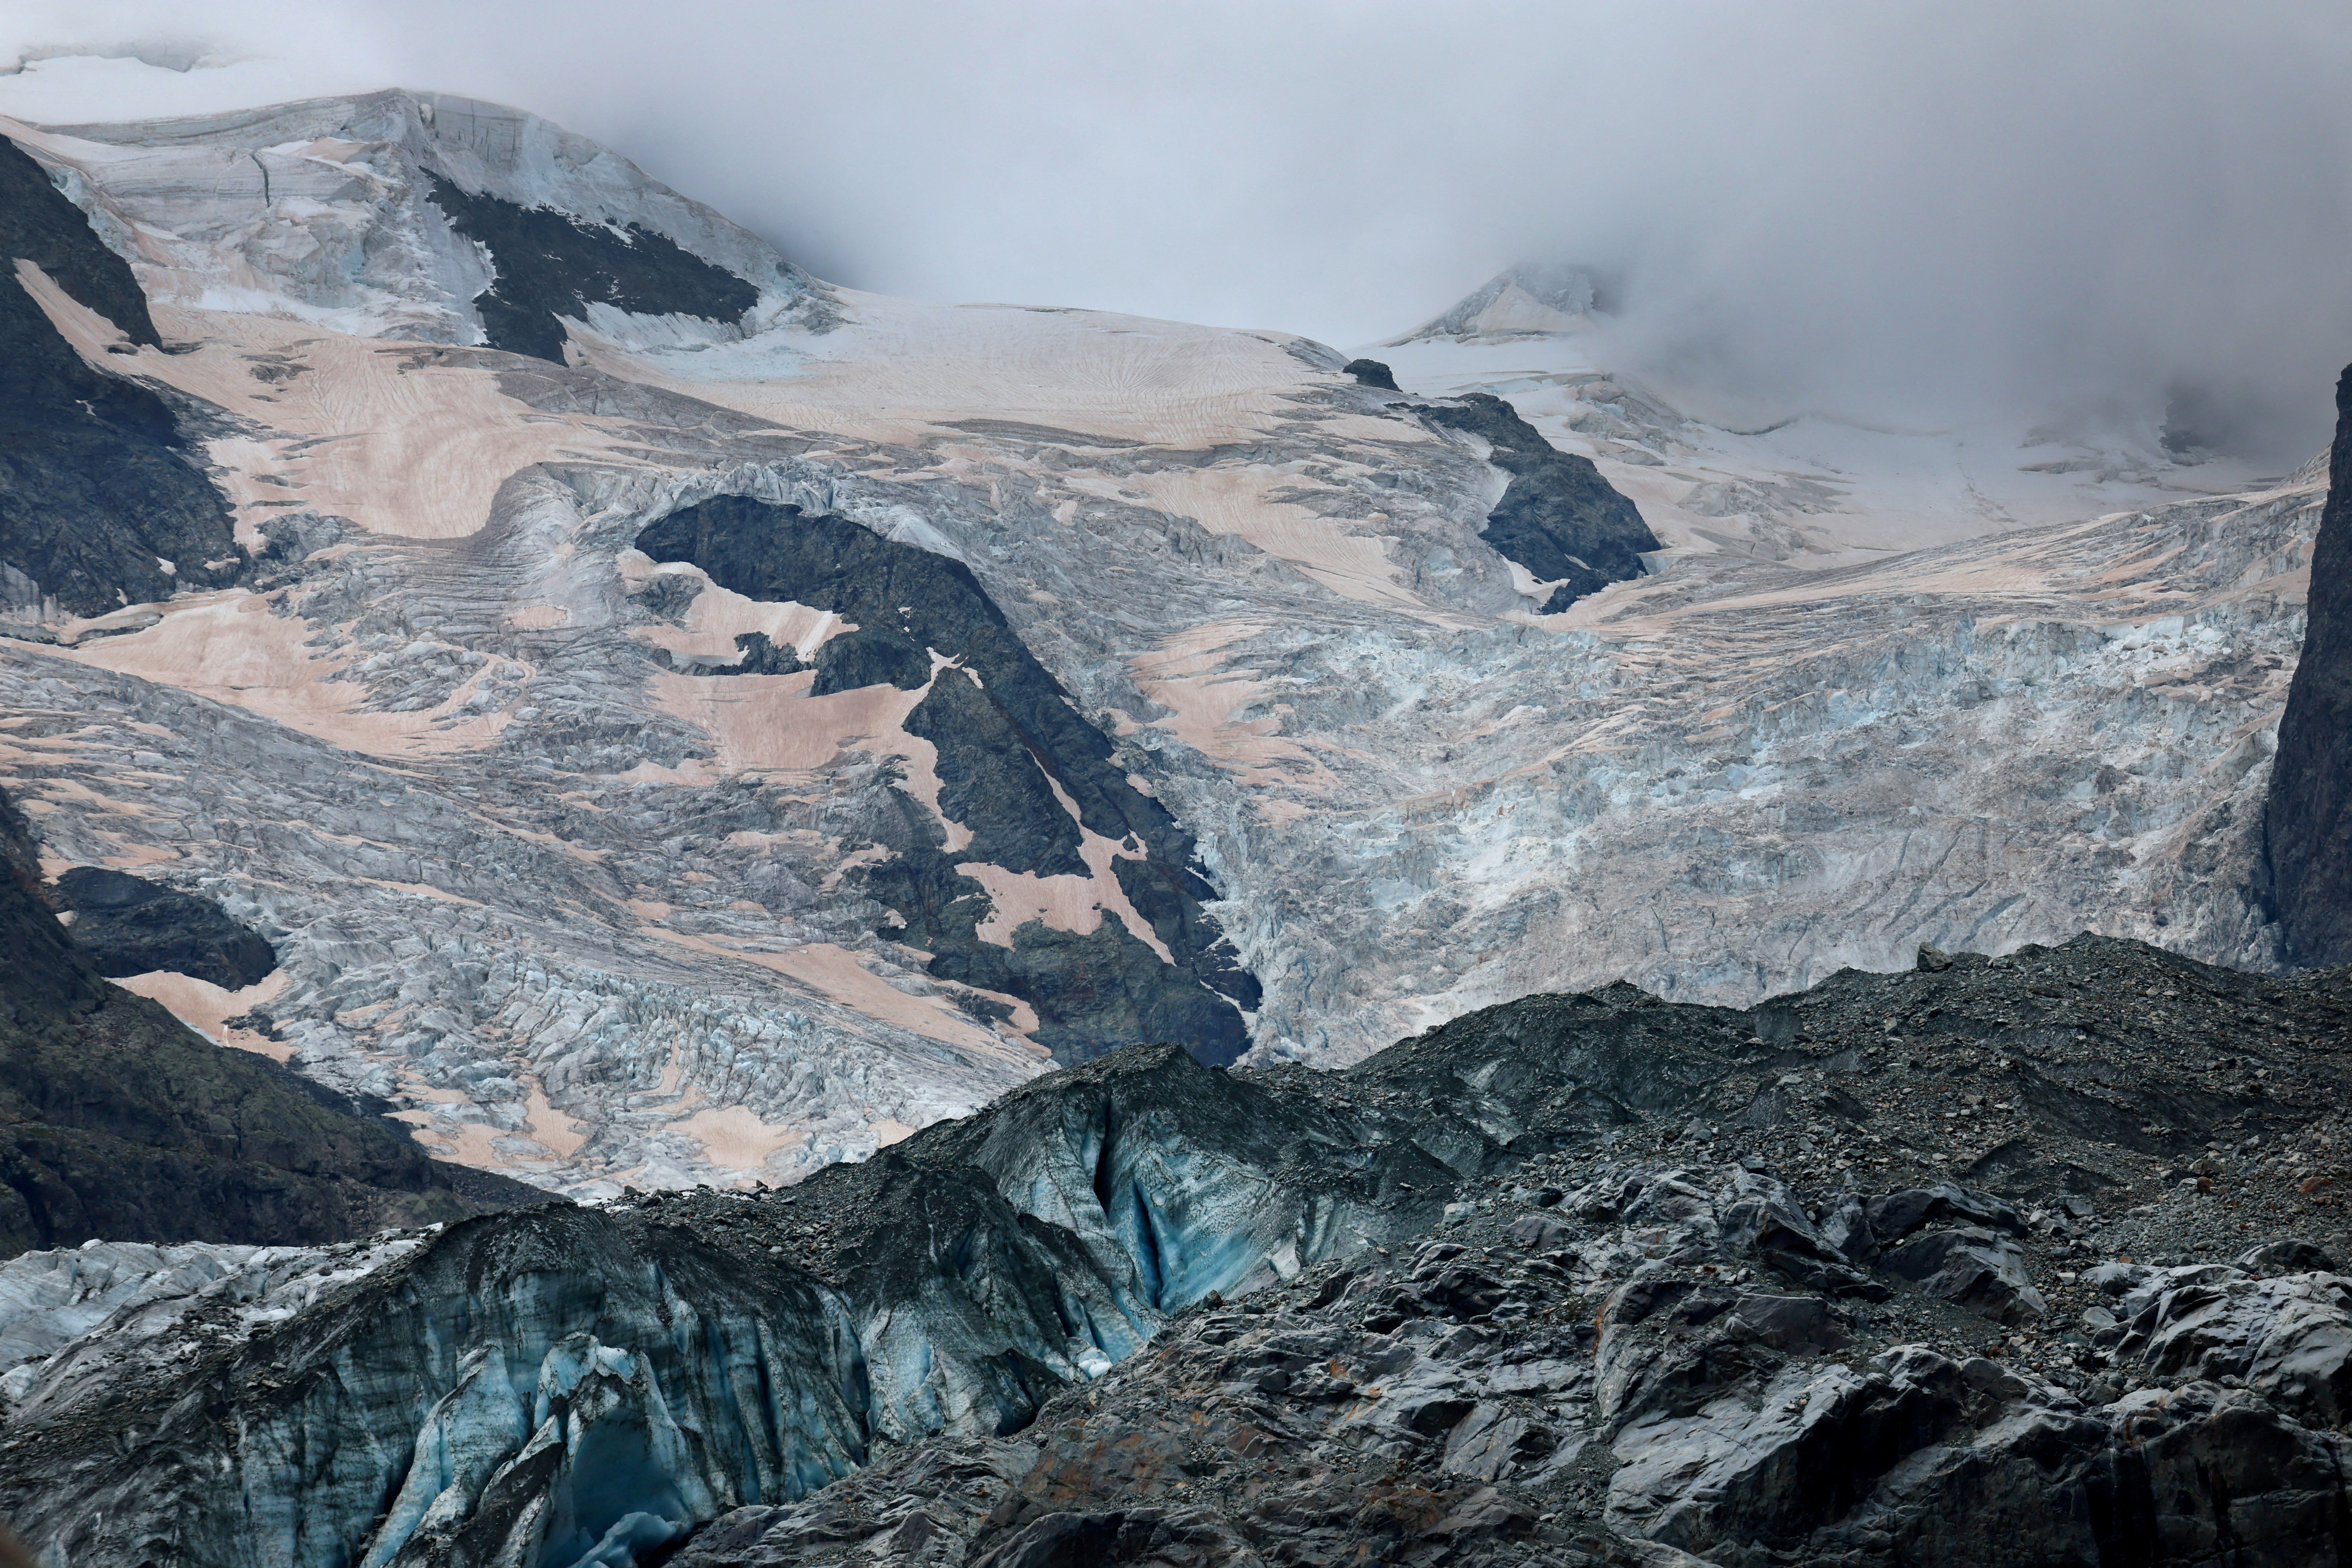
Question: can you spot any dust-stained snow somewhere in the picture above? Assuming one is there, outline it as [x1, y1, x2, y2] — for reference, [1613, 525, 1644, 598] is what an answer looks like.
[0, 96, 2316, 1196]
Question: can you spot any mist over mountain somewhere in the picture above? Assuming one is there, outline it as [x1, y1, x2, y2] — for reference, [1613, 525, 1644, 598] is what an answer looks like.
[5, 2, 2350, 461]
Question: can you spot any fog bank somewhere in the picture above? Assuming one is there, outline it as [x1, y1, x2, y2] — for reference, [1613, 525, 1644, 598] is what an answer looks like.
[5, 1, 2347, 458]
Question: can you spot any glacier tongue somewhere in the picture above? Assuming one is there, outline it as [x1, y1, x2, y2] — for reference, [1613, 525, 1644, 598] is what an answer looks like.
[0, 1042, 1463, 1566]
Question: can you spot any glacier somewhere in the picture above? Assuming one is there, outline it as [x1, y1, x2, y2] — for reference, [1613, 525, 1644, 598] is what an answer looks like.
[0, 85, 2318, 1210]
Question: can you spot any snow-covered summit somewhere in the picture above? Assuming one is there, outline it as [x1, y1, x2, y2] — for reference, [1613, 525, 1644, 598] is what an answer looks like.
[1386, 262, 1605, 344]
[5, 88, 832, 346]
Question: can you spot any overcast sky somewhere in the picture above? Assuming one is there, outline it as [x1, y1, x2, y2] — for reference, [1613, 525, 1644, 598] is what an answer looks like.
[4, 1, 2349, 458]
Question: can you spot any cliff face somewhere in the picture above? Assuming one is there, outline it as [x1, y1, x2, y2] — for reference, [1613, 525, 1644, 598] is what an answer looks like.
[1415, 392, 1661, 610]
[0, 135, 239, 620]
[2264, 366, 2352, 966]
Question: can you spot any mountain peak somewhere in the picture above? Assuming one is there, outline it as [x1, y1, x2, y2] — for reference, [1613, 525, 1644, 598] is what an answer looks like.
[10, 87, 831, 349]
[1387, 262, 1606, 345]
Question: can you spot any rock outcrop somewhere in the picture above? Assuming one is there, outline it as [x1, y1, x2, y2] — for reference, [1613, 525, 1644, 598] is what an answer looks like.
[49, 865, 277, 989]
[635, 495, 1261, 1065]
[421, 171, 761, 363]
[0, 134, 238, 619]
[2265, 363, 2352, 966]
[7, 933, 2352, 1565]
[1416, 392, 1662, 610]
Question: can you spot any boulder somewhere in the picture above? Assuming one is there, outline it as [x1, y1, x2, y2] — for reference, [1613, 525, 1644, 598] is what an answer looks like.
[1731, 1294, 1844, 1356]
[1720, 1172, 1888, 1299]
[1818, 1193, 1878, 1265]
[1440, 1402, 1561, 1482]
[1606, 1351, 1967, 1554]
[1880, 1227, 2047, 1323]
[1864, 1183, 2027, 1244]
[1505, 1211, 1575, 1251]
[1363, 1359, 1479, 1439]
[2119, 1272, 2352, 1423]
[2110, 1386, 2352, 1565]
[2238, 1239, 2339, 1276]
[1416, 1263, 1508, 1321]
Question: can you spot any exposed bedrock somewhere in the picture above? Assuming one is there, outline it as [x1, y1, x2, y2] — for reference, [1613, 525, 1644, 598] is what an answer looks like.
[0, 136, 240, 619]
[635, 495, 1261, 1065]
[1416, 391, 1661, 610]
[422, 172, 760, 364]
[51, 865, 278, 989]
[0, 788, 533, 1258]
[11, 934, 2352, 1565]
[2264, 361, 2352, 966]
[657, 629, 807, 676]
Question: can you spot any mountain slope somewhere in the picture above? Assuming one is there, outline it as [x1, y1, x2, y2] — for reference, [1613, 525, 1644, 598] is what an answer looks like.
[0, 785, 536, 1255]
[6, 933, 2350, 1565]
[1387, 262, 1606, 344]
[0, 93, 2320, 1203]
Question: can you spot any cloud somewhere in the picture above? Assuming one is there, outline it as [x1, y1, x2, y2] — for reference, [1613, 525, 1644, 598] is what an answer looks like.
[4, 0, 2347, 458]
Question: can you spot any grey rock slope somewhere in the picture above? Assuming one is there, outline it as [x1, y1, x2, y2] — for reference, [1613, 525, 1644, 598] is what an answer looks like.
[2266, 363, 2352, 965]
[8, 934, 2352, 1566]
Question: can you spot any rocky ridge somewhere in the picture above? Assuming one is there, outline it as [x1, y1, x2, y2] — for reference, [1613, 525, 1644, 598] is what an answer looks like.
[50, 862, 278, 989]
[0, 132, 238, 620]
[1394, 382, 1663, 611]
[2266, 364, 2352, 965]
[5, 935, 2352, 1564]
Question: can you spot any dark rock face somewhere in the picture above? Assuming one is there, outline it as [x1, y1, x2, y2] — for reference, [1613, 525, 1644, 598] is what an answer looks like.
[0, 138, 156, 347]
[50, 866, 277, 989]
[809, 623, 929, 693]
[0, 788, 534, 1258]
[725, 630, 804, 675]
[1343, 357, 1401, 391]
[664, 630, 805, 677]
[423, 172, 760, 363]
[1417, 392, 1660, 611]
[0, 136, 240, 617]
[908, 668, 1089, 877]
[19, 934, 2352, 1567]
[635, 496, 1260, 1065]
[2264, 363, 2352, 965]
